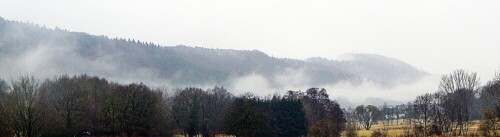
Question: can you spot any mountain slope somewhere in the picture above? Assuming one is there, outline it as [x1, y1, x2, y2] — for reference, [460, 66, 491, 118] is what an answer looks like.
[0, 17, 427, 88]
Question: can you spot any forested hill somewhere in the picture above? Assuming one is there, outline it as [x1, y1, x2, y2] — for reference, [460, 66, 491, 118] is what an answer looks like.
[0, 17, 427, 88]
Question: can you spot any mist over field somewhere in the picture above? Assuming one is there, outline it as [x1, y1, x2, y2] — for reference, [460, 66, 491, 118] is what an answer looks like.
[0, 18, 436, 106]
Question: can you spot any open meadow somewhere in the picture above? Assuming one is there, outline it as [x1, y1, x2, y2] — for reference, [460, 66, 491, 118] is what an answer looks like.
[345, 120, 492, 137]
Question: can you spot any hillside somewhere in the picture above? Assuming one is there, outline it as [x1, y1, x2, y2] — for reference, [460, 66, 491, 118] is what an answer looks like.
[0, 17, 427, 89]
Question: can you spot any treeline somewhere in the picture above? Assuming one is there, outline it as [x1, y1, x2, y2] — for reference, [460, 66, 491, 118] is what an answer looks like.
[2, 69, 499, 137]
[344, 69, 500, 136]
[0, 75, 346, 137]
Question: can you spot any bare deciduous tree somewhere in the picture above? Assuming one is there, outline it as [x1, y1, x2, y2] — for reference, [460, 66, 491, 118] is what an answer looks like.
[172, 87, 205, 137]
[414, 93, 432, 136]
[7, 76, 43, 137]
[438, 69, 481, 135]
[355, 105, 381, 130]
[439, 69, 480, 93]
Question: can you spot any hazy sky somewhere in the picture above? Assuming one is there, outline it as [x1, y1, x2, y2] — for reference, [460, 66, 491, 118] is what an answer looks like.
[1, 0, 499, 81]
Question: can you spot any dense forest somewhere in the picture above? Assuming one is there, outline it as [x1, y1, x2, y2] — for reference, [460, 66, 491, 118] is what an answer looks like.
[0, 75, 345, 137]
[0, 68, 499, 137]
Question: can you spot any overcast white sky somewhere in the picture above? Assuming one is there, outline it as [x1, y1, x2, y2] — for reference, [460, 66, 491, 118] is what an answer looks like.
[1, 0, 499, 81]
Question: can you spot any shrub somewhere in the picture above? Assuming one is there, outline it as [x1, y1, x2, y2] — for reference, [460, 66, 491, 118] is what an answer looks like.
[371, 129, 387, 137]
[344, 121, 358, 137]
[479, 108, 497, 136]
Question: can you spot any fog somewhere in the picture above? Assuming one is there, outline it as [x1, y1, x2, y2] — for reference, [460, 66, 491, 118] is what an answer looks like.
[1, 0, 500, 81]
[0, 37, 439, 107]
[226, 70, 440, 107]
[2, 0, 499, 106]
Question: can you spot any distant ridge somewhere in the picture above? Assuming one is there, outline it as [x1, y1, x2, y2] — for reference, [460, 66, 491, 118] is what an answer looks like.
[0, 17, 427, 88]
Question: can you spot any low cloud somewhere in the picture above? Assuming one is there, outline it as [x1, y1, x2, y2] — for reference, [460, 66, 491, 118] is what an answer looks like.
[0, 23, 439, 107]
[2, 49, 440, 107]
[0, 40, 439, 108]
[223, 70, 441, 107]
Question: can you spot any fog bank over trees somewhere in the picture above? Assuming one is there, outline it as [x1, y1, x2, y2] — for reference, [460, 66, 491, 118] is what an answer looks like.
[0, 68, 498, 136]
[0, 17, 431, 106]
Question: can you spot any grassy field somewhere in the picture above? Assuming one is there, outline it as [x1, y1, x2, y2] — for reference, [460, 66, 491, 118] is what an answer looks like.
[175, 120, 493, 137]
[353, 120, 408, 137]
[344, 120, 487, 137]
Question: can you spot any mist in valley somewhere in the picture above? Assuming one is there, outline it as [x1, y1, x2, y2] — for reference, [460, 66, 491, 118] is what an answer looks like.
[0, 18, 437, 107]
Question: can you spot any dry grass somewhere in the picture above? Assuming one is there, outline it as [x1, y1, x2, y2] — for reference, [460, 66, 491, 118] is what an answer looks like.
[175, 120, 496, 137]
[352, 120, 408, 137]
[343, 120, 492, 137]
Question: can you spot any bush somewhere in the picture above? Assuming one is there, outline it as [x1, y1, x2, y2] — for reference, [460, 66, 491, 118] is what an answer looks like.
[479, 108, 497, 136]
[309, 119, 336, 137]
[428, 124, 442, 135]
[402, 125, 413, 137]
[412, 124, 425, 136]
[371, 129, 387, 137]
[344, 121, 358, 137]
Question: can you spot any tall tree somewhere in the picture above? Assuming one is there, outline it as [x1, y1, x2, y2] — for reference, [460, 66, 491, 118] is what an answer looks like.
[270, 93, 308, 137]
[7, 76, 43, 137]
[119, 83, 164, 136]
[438, 70, 481, 135]
[404, 102, 415, 125]
[202, 86, 233, 137]
[41, 76, 89, 136]
[224, 95, 276, 137]
[98, 83, 167, 136]
[480, 70, 500, 113]
[414, 93, 432, 136]
[172, 87, 205, 137]
[439, 69, 480, 93]
[355, 105, 381, 130]
[0, 78, 11, 136]
[302, 88, 346, 136]
[303, 88, 330, 125]
[382, 103, 389, 126]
